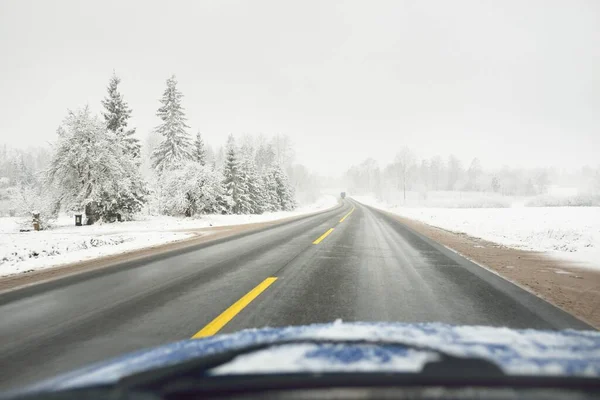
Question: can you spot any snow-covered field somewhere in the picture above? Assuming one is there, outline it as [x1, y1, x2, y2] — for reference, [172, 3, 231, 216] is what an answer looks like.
[371, 187, 599, 209]
[0, 195, 338, 278]
[354, 196, 600, 269]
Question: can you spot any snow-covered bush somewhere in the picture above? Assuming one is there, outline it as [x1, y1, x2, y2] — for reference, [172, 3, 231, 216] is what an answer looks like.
[159, 162, 230, 216]
[14, 183, 59, 229]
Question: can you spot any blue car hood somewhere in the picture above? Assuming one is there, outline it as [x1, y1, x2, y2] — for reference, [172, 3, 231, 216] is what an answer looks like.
[21, 322, 600, 393]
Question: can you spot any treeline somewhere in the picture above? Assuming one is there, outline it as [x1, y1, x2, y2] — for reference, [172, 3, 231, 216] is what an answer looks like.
[346, 147, 600, 200]
[156, 134, 295, 217]
[0, 73, 298, 224]
[147, 75, 295, 218]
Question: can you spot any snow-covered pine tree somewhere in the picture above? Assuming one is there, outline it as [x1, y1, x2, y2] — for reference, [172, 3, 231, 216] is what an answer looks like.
[193, 131, 207, 166]
[255, 143, 276, 173]
[271, 164, 296, 211]
[151, 75, 193, 173]
[46, 107, 147, 223]
[205, 145, 216, 169]
[222, 135, 251, 214]
[101, 72, 141, 159]
[240, 145, 266, 214]
[237, 166, 254, 214]
[201, 168, 231, 215]
[101, 72, 147, 219]
[262, 170, 280, 212]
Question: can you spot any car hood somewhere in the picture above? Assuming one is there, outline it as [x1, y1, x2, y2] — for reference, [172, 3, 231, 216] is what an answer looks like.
[21, 322, 600, 393]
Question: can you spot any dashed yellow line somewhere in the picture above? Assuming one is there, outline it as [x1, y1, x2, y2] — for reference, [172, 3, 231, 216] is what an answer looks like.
[192, 277, 277, 338]
[313, 228, 334, 244]
[339, 206, 355, 223]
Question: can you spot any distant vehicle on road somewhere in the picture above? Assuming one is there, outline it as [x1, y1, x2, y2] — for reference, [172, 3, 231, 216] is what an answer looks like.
[340, 192, 346, 199]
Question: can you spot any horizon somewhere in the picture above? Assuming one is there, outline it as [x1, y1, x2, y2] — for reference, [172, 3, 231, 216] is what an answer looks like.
[1, 0, 599, 176]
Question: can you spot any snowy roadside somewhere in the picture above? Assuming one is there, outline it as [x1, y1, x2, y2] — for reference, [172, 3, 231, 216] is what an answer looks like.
[353, 196, 600, 270]
[0, 195, 338, 277]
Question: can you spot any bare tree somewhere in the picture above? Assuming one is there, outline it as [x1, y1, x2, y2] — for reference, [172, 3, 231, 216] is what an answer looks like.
[419, 159, 431, 190]
[270, 134, 295, 168]
[534, 169, 550, 194]
[447, 154, 463, 190]
[394, 147, 416, 202]
[466, 158, 483, 191]
[430, 155, 445, 190]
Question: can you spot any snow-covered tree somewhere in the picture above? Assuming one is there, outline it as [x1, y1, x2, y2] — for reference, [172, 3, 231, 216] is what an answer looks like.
[151, 75, 193, 173]
[240, 147, 267, 214]
[466, 158, 483, 191]
[193, 130, 207, 166]
[534, 169, 550, 194]
[205, 144, 215, 168]
[418, 159, 431, 191]
[255, 142, 276, 172]
[46, 107, 147, 223]
[288, 163, 322, 204]
[101, 72, 141, 159]
[16, 181, 60, 229]
[271, 134, 295, 168]
[159, 161, 229, 216]
[270, 164, 295, 211]
[222, 135, 251, 214]
[430, 155, 445, 191]
[262, 171, 280, 212]
[101, 72, 147, 218]
[491, 176, 501, 193]
[393, 147, 416, 202]
[447, 154, 463, 190]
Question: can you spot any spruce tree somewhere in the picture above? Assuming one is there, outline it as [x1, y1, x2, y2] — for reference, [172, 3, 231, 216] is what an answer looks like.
[271, 164, 296, 211]
[151, 75, 193, 173]
[241, 150, 266, 214]
[222, 135, 240, 214]
[101, 72, 141, 159]
[237, 165, 254, 214]
[262, 171, 280, 211]
[193, 131, 207, 165]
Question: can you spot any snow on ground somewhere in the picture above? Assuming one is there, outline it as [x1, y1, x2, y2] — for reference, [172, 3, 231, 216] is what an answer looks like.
[0, 195, 338, 278]
[354, 195, 600, 269]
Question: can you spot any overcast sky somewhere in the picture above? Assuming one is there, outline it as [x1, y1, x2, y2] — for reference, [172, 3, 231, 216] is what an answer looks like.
[0, 0, 598, 175]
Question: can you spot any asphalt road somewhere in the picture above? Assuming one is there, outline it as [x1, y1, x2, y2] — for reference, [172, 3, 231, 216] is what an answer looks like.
[0, 199, 591, 390]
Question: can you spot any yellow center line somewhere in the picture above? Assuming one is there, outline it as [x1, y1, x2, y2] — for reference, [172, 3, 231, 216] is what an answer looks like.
[339, 206, 355, 223]
[313, 228, 334, 244]
[191, 277, 277, 338]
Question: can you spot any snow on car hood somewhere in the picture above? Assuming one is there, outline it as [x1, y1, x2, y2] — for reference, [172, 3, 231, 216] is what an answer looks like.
[23, 322, 600, 393]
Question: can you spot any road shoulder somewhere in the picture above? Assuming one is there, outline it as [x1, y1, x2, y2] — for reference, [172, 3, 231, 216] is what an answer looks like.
[381, 211, 600, 330]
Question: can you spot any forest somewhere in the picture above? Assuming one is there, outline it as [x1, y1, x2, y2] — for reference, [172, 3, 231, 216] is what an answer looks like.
[0, 74, 324, 226]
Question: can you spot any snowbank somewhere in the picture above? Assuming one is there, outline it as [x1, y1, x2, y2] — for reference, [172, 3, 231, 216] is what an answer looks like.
[354, 196, 600, 269]
[0, 195, 338, 277]
[0, 231, 194, 276]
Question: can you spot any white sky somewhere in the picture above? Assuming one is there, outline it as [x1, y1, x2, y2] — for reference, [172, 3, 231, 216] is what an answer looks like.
[0, 0, 598, 175]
